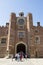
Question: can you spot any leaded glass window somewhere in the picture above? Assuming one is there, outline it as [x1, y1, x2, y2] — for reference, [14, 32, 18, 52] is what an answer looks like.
[18, 32, 25, 38]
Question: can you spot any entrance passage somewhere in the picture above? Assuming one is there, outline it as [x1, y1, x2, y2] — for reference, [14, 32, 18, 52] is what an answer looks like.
[17, 43, 26, 54]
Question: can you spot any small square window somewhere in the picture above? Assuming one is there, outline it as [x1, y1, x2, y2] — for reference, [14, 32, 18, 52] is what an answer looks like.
[1, 38, 6, 44]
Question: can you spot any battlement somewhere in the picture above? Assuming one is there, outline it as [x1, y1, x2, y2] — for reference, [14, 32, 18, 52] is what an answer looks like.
[0, 26, 5, 28]
[0, 12, 42, 28]
[0, 23, 9, 28]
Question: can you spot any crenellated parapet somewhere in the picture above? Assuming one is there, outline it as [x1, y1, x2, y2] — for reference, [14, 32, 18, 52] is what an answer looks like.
[0, 23, 9, 28]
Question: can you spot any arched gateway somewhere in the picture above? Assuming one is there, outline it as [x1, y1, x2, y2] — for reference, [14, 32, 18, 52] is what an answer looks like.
[15, 42, 27, 54]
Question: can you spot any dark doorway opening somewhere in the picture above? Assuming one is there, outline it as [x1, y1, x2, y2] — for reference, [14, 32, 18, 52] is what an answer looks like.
[17, 43, 26, 54]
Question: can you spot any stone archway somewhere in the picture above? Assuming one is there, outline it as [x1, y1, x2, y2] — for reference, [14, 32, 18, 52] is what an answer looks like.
[15, 42, 27, 55]
[17, 43, 26, 54]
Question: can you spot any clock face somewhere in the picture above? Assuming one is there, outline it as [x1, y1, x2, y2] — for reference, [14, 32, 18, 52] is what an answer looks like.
[18, 19, 24, 25]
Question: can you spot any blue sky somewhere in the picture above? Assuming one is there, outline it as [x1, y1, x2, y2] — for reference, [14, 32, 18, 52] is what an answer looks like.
[0, 0, 43, 26]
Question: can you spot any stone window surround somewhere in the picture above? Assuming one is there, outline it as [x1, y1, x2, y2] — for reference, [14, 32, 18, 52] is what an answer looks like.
[0, 36, 7, 44]
[35, 35, 40, 44]
[18, 31, 25, 38]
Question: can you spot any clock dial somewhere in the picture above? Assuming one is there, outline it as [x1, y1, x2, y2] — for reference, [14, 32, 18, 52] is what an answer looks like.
[18, 19, 24, 25]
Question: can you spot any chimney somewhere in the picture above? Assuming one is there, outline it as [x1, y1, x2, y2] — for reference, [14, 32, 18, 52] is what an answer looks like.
[37, 22, 40, 26]
[6, 23, 9, 27]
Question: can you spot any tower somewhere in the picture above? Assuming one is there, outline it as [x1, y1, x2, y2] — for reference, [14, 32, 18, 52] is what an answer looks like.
[27, 13, 33, 31]
[7, 13, 16, 56]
